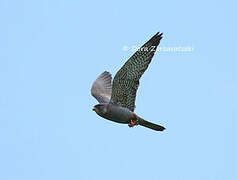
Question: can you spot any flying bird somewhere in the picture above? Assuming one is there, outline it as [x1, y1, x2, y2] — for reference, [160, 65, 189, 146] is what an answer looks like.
[91, 32, 165, 131]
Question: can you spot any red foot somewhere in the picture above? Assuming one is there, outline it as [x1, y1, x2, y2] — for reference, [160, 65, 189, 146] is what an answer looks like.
[129, 120, 136, 127]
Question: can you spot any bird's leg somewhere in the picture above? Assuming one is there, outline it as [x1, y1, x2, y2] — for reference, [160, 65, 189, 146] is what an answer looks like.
[128, 114, 139, 128]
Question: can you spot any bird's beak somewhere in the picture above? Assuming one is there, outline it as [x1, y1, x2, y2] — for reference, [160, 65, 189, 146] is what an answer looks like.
[93, 107, 96, 111]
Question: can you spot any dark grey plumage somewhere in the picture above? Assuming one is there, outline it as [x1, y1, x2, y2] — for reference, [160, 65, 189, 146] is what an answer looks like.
[110, 32, 163, 111]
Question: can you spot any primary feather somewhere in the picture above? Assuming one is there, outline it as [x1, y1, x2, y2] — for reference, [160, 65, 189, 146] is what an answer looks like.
[110, 32, 163, 111]
[91, 71, 112, 103]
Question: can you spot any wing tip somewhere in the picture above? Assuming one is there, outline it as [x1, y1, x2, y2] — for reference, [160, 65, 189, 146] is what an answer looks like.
[145, 32, 163, 47]
[102, 71, 111, 75]
[99, 71, 112, 80]
[154, 32, 163, 40]
[150, 32, 163, 47]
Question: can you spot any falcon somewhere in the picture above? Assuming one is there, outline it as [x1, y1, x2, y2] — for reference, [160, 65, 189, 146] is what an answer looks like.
[91, 32, 165, 131]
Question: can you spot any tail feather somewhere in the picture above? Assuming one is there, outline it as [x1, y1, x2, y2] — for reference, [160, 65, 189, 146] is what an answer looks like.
[138, 118, 165, 131]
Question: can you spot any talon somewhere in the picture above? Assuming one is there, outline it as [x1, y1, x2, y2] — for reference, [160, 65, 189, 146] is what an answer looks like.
[129, 119, 136, 127]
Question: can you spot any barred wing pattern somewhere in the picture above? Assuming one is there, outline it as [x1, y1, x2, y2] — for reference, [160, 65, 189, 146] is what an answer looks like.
[110, 32, 163, 111]
[91, 71, 112, 103]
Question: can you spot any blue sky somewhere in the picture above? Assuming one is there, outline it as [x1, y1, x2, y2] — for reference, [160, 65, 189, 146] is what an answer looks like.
[0, 0, 236, 179]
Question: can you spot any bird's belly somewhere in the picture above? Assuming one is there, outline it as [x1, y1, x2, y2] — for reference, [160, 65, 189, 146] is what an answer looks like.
[102, 106, 133, 124]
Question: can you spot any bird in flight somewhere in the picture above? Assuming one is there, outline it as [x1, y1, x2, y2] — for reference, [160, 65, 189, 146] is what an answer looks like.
[91, 32, 165, 131]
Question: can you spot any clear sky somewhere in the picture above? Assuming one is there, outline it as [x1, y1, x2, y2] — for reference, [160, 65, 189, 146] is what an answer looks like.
[0, 0, 236, 179]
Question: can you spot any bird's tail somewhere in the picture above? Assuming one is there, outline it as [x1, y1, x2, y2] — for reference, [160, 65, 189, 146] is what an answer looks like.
[138, 117, 165, 131]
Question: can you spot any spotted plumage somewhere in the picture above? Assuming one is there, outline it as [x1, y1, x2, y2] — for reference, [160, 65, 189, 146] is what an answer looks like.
[110, 33, 162, 111]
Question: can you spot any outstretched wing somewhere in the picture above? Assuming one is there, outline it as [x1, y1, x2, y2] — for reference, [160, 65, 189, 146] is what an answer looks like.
[110, 32, 163, 111]
[91, 71, 112, 103]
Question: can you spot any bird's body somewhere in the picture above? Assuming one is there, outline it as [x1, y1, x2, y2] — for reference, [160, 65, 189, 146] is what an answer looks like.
[91, 32, 165, 131]
[93, 103, 134, 124]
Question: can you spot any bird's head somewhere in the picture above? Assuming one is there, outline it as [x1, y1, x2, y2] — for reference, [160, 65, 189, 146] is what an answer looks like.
[93, 104, 107, 115]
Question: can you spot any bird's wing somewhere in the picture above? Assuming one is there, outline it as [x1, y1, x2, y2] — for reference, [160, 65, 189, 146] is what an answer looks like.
[91, 71, 112, 103]
[110, 32, 163, 111]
